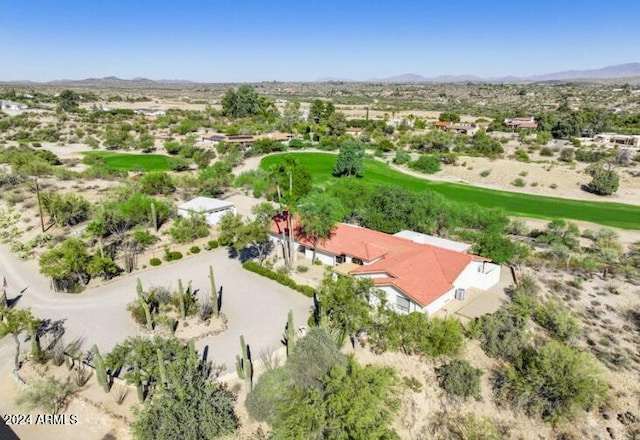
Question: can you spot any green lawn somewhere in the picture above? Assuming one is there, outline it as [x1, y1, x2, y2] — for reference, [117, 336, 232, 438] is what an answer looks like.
[260, 153, 640, 230]
[82, 151, 174, 171]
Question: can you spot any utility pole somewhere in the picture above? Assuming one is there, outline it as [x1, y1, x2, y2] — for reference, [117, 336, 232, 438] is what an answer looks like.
[35, 178, 45, 233]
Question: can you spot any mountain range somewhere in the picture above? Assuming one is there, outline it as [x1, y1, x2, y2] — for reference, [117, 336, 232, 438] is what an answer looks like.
[2, 63, 640, 86]
[319, 63, 640, 83]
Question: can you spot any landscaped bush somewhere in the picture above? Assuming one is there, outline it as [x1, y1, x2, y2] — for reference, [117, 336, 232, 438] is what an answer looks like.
[189, 245, 201, 254]
[163, 251, 183, 262]
[149, 258, 162, 266]
[242, 261, 315, 297]
[205, 239, 219, 250]
[437, 359, 482, 401]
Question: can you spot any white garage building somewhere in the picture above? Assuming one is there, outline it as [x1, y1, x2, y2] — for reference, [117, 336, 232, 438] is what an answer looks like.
[177, 197, 236, 225]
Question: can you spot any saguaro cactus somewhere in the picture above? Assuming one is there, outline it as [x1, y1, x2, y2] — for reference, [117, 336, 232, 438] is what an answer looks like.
[134, 361, 145, 402]
[156, 348, 167, 387]
[209, 265, 218, 318]
[235, 335, 253, 389]
[285, 310, 295, 357]
[178, 279, 186, 319]
[150, 202, 158, 232]
[138, 292, 153, 331]
[93, 344, 110, 393]
[188, 339, 198, 367]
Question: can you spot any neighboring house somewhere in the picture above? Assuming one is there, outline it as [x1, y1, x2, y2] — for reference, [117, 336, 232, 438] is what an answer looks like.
[134, 108, 166, 117]
[201, 132, 293, 145]
[504, 117, 538, 130]
[177, 197, 236, 225]
[594, 133, 640, 149]
[433, 121, 480, 136]
[0, 100, 28, 110]
[269, 219, 500, 315]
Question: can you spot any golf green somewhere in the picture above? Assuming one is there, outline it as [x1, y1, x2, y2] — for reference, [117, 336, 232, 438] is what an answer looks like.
[260, 153, 640, 230]
[82, 151, 174, 172]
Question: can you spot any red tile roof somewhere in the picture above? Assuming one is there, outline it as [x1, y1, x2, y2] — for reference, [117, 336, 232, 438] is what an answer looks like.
[270, 216, 487, 307]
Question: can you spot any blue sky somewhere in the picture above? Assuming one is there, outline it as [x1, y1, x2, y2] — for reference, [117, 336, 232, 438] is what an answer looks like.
[1, 0, 639, 82]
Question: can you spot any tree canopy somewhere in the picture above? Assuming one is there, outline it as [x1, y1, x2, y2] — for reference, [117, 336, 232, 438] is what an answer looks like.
[221, 85, 260, 118]
[333, 143, 364, 177]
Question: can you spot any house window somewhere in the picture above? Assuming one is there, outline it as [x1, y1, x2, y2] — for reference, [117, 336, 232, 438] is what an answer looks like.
[335, 255, 346, 264]
[395, 295, 410, 313]
[352, 257, 363, 265]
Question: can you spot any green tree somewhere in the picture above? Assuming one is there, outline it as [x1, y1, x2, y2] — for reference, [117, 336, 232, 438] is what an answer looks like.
[39, 238, 91, 290]
[333, 143, 364, 177]
[317, 275, 374, 346]
[221, 85, 259, 118]
[297, 194, 345, 263]
[268, 154, 312, 203]
[439, 111, 461, 123]
[0, 307, 40, 371]
[58, 89, 80, 112]
[41, 191, 91, 227]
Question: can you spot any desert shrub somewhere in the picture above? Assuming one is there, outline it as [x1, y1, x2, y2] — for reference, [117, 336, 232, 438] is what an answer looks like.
[428, 411, 505, 440]
[585, 164, 619, 196]
[189, 245, 201, 254]
[149, 257, 161, 266]
[403, 376, 423, 392]
[295, 265, 309, 273]
[511, 177, 526, 187]
[497, 341, 607, 422]
[373, 313, 464, 358]
[514, 149, 529, 162]
[197, 298, 214, 321]
[169, 288, 197, 316]
[479, 169, 491, 177]
[139, 172, 175, 195]
[393, 150, 411, 165]
[170, 213, 209, 244]
[133, 228, 158, 247]
[246, 366, 289, 422]
[16, 376, 76, 414]
[475, 310, 529, 361]
[540, 147, 554, 157]
[533, 300, 581, 342]
[437, 360, 482, 401]
[408, 154, 441, 174]
[287, 327, 348, 390]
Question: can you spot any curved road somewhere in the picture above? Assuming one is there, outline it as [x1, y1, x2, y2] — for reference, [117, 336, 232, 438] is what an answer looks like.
[0, 244, 312, 374]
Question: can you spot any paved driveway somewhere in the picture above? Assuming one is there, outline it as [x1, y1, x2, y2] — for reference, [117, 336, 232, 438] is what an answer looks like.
[0, 245, 312, 373]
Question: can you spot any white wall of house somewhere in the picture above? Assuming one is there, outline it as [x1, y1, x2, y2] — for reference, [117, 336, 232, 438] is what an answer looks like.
[178, 206, 236, 225]
[303, 247, 334, 265]
[453, 260, 501, 291]
[367, 284, 422, 314]
[422, 287, 456, 315]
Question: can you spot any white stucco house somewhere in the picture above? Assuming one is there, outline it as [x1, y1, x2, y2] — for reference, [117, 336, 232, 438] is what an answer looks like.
[270, 218, 501, 315]
[0, 100, 28, 110]
[177, 197, 236, 226]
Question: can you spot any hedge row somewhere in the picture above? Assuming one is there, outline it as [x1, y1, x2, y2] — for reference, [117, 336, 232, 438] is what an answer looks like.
[242, 261, 315, 297]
